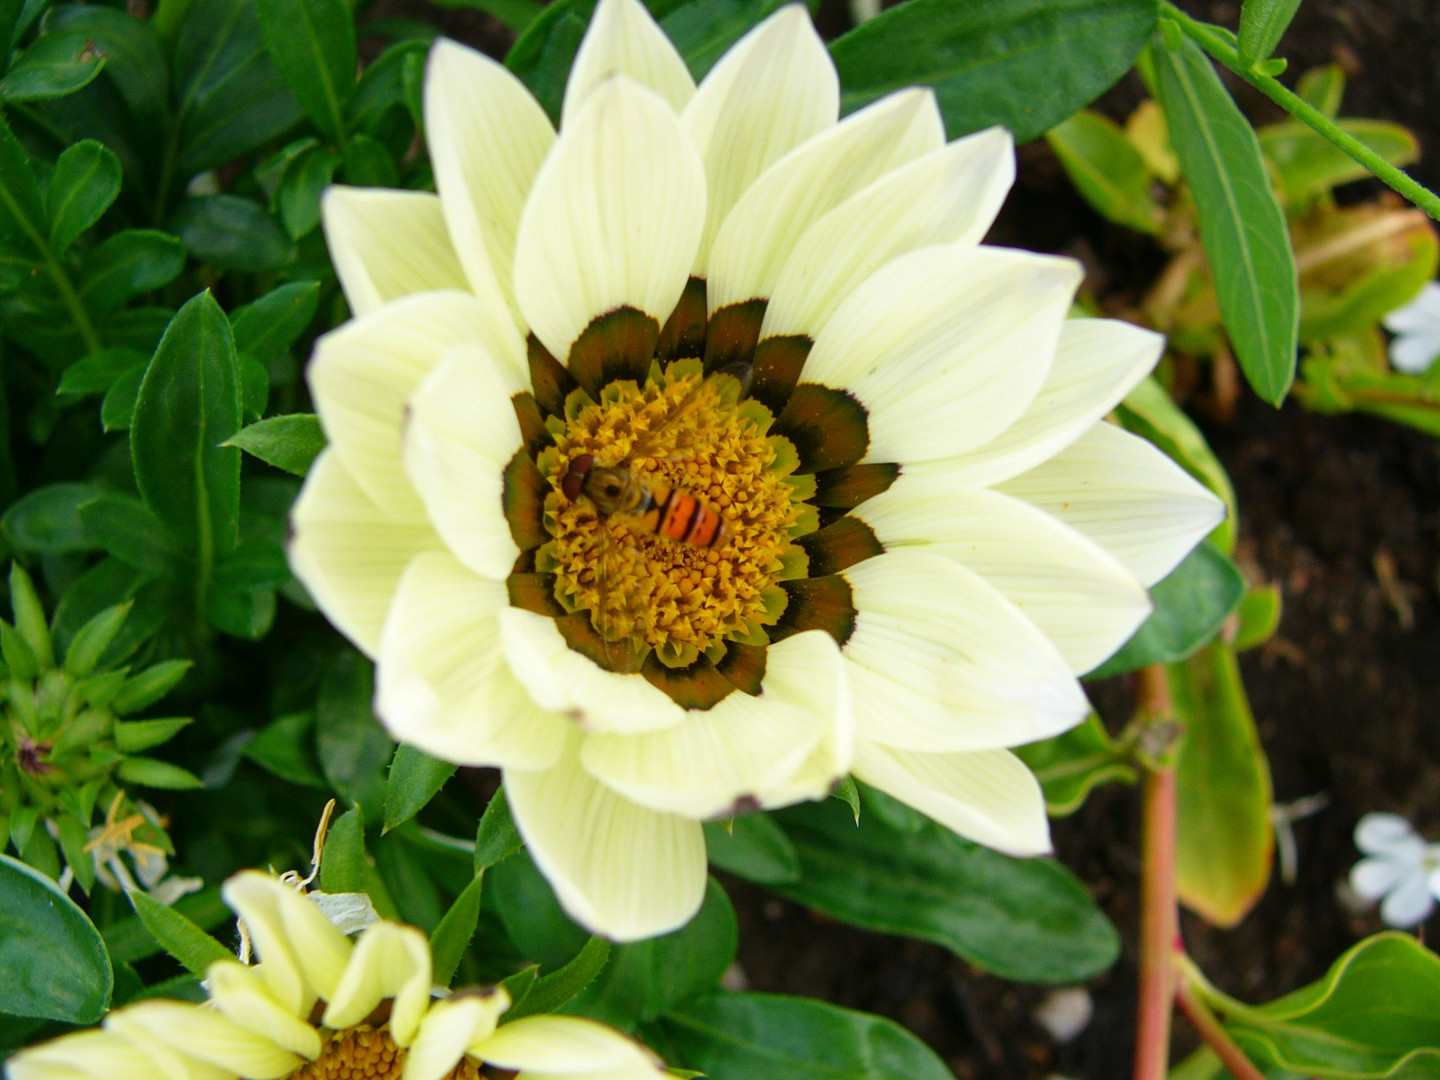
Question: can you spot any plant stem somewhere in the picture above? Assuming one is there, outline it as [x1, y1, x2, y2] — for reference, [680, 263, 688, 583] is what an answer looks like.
[1163, 2, 1440, 222]
[1174, 964, 1267, 1080]
[1133, 664, 1180, 1080]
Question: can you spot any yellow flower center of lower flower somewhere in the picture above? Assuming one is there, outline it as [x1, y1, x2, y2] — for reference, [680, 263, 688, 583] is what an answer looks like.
[541, 362, 804, 666]
[291, 1025, 479, 1080]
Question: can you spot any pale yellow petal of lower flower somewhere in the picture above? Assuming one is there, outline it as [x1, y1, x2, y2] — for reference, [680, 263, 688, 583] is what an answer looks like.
[401, 990, 510, 1080]
[100, 1001, 301, 1080]
[206, 960, 324, 1060]
[220, 872, 313, 1017]
[221, 872, 350, 1006]
[853, 740, 1052, 857]
[288, 449, 441, 659]
[579, 629, 851, 817]
[322, 922, 433, 1046]
[841, 550, 1089, 753]
[5, 1029, 158, 1080]
[504, 733, 707, 942]
[562, 0, 694, 124]
[474, 1015, 661, 1074]
[321, 187, 468, 317]
[99, 1015, 232, 1080]
[995, 421, 1226, 588]
[681, 4, 837, 275]
[425, 38, 554, 327]
[800, 245, 1079, 465]
[514, 76, 705, 364]
[377, 552, 571, 770]
[705, 87, 942, 313]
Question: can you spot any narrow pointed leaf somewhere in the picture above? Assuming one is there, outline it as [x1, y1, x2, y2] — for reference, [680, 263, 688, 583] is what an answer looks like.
[254, 0, 356, 142]
[384, 745, 457, 833]
[225, 414, 326, 476]
[320, 806, 366, 894]
[128, 889, 232, 976]
[1237, 0, 1304, 67]
[429, 872, 486, 986]
[46, 140, 121, 254]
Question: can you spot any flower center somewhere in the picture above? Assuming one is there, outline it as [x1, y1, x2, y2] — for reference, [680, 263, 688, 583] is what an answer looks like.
[291, 1025, 479, 1080]
[537, 361, 809, 669]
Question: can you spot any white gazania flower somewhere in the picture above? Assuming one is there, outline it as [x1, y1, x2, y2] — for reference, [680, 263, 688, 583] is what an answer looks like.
[289, 0, 1223, 940]
[1349, 811, 1440, 928]
[1381, 280, 1440, 374]
[4, 871, 669, 1080]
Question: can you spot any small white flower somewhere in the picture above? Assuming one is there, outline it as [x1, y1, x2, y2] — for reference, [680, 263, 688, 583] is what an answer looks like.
[1381, 281, 1440, 374]
[1349, 811, 1440, 928]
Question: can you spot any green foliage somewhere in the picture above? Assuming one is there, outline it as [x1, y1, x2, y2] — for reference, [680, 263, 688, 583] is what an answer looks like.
[1015, 713, 1137, 817]
[1046, 110, 1166, 236]
[0, 853, 111, 1022]
[1236, 0, 1303, 68]
[127, 888, 232, 976]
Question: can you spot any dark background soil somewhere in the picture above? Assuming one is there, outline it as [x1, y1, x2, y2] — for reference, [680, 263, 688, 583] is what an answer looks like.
[394, 2, 1440, 1076]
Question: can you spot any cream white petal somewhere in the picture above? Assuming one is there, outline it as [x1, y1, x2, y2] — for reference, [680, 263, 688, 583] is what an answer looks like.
[706, 87, 943, 312]
[98, 1015, 233, 1080]
[761, 127, 1015, 341]
[321, 188, 469, 318]
[562, 0, 694, 124]
[224, 872, 352, 1005]
[5, 1030, 160, 1080]
[857, 479, 1150, 674]
[322, 922, 433, 1045]
[995, 421, 1226, 587]
[403, 991, 510, 1080]
[206, 960, 324, 1060]
[504, 732, 708, 941]
[682, 5, 837, 274]
[842, 550, 1088, 753]
[426, 38, 555, 327]
[377, 552, 571, 770]
[579, 629, 850, 817]
[100, 1002, 301, 1080]
[288, 450, 441, 659]
[309, 290, 522, 521]
[475, 1014, 661, 1073]
[800, 245, 1080, 464]
[219, 873, 312, 1016]
[497, 606, 686, 734]
[403, 345, 525, 581]
[938, 318, 1163, 488]
[853, 740, 1052, 856]
[516, 77, 705, 363]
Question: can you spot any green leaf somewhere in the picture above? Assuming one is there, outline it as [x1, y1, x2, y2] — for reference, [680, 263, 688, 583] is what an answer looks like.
[340, 132, 398, 188]
[384, 745, 457, 833]
[1232, 584, 1282, 652]
[56, 814, 94, 894]
[831, 775, 861, 823]
[1014, 713, 1136, 816]
[474, 786, 524, 873]
[243, 711, 327, 788]
[274, 143, 341, 239]
[172, 0, 305, 176]
[255, 0, 356, 143]
[206, 582, 276, 639]
[1088, 542, 1245, 678]
[1153, 31, 1298, 406]
[131, 291, 242, 585]
[1172, 644, 1273, 927]
[78, 229, 186, 313]
[773, 790, 1119, 984]
[429, 872, 487, 986]
[504, 2, 589, 123]
[56, 347, 148, 397]
[225, 414, 326, 476]
[1116, 376, 1239, 553]
[1, 481, 103, 554]
[0, 115, 45, 253]
[114, 716, 191, 753]
[64, 601, 131, 676]
[703, 813, 801, 885]
[170, 194, 295, 273]
[45, 139, 121, 253]
[659, 0, 792, 80]
[316, 650, 393, 819]
[348, 38, 427, 132]
[488, 849, 590, 970]
[512, 934, 612, 1019]
[78, 492, 182, 578]
[830, 0, 1156, 143]
[100, 365, 147, 432]
[430, 0, 540, 34]
[1224, 933, 1440, 1077]
[43, 6, 169, 123]
[103, 887, 228, 967]
[1045, 110, 1165, 236]
[320, 806, 367, 893]
[111, 658, 191, 714]
[0, 853, 112, 1022]
[0, 30, 106, 101]
[127, 888, 232, 976]
[1237, 0, 1303, 68]
[230, 281, 319, 365]
[117, 756, 206, 789]
[8, 562, 51, 669]
[1295, 63, 1344, 120]
[1260, 119, 1418, 208]
[571, 878, 735, 1030]
[656, 992, 957, 1080]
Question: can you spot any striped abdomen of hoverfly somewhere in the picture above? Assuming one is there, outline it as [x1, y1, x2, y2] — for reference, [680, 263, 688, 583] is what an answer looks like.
[561, 453, 729, 548]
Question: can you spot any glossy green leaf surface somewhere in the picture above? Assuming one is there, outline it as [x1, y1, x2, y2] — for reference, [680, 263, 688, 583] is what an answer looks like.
[0, 30, 106, 101]
[78, 229, 186, 313]
[315, 651, 393, 820]
[170, 194, 295, 273]
[474, 787, 524, 874]
[1, 482, 103, 553]
[0, 854, 112, 1022]
[1172, 644, 1273, 927]
[225, 414, 326, 476]
[45, 139, 121, 254]
[128, 889, 232, 976]
[384, 745, 457, 833]
[244, 711, 328, 788]
[1089, 542, 1245, 678]
[320, 807, 367, 894]
[1046, 109, 1165, 236]
[43, 6, 168, 122]
[830, 0, 1156, 143]
[656, 992, 956, 1080]
[1237, 0, 1303, 67]
[255, 0, 356, 143]
[1261, 119, 1418, 207]
[230, 281, 319, 363]
[772, 791, 1119, 984]
[508, 934, 612, 1019]
[1153, 31, 1298, 405]
[704, 812, 801, 885]
[78, 492, 183, 578]
[429, 871, 485, 986]
[1015, 713, 1136, 816]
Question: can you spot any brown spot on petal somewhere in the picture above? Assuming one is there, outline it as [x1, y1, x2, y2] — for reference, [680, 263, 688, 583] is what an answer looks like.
[511, 392, 550, 458]
[704, 299, 765, 374]
[501, 449, 549, 552]
[812, 462, 900, 509]
[642, 652, 735, 710]
[527, 334, 575, 418]
[775, 384, 869, 474]
[771, 574, 856, 647]
[567, 307, 659, 397]
[797, 516, 884, 577]
[715, 641, 767, 696]
[657, 276, 707, 362]
[750, 335, 812, 414]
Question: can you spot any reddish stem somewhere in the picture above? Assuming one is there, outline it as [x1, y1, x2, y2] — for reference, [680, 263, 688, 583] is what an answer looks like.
[1133, 666, 1179, 1080]
[1174, 975, 1267, 1080]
